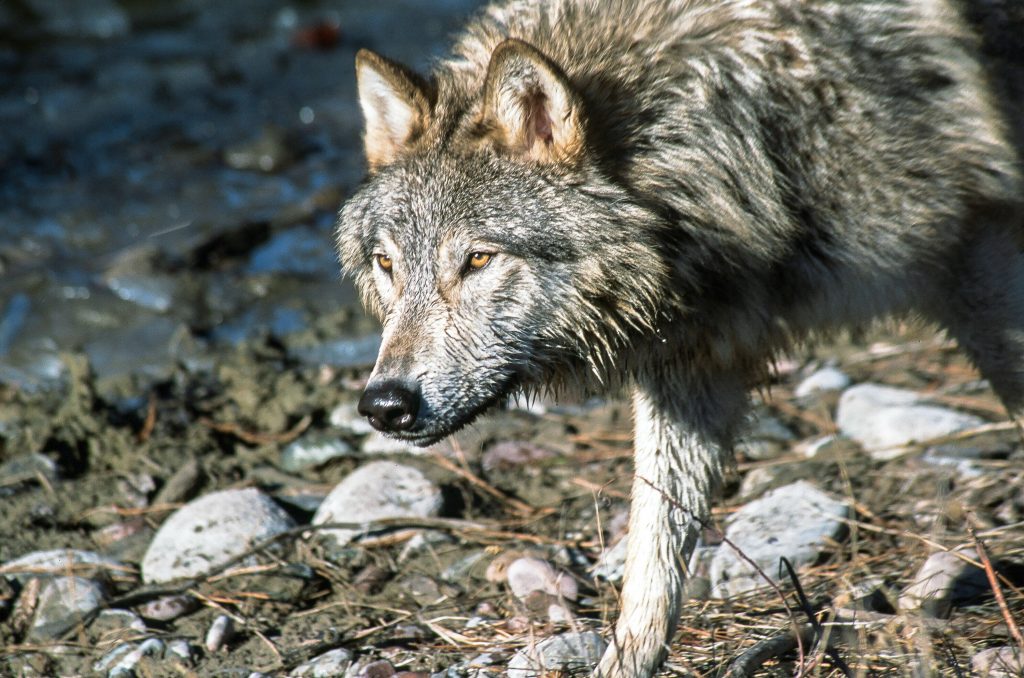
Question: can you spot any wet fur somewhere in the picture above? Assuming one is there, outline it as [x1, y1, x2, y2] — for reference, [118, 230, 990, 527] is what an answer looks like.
[337, 1, 1024, 675]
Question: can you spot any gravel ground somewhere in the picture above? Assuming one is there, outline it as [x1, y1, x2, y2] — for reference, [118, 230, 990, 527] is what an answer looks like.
[1, 1, 1023, 677]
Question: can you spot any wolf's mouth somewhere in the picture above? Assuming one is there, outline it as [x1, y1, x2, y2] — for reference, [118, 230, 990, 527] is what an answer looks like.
[383, 377, 519, 447]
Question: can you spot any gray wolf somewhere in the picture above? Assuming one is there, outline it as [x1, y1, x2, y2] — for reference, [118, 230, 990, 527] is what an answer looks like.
[336, 0, 1024, 675]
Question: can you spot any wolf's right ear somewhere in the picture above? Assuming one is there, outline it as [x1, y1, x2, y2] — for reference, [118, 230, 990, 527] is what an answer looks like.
[481, 39, 585, 164]
[355, 49, 433, 170]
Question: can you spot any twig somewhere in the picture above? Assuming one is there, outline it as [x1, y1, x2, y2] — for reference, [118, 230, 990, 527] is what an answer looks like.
[967, 516, 1024, 653]
[431, 452, 536, 516]
[199, 414, 312, 445]
[137, 392, 157, 443]
[723, 624, 817, 678]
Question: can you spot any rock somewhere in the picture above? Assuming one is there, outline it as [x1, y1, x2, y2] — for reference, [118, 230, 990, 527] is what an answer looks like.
[795, 367, 851, 398]
[592, 537, 628, 583]
[137, 594, 198, 622]
[481, 441, 558, 473]
[709, 481, 850, 597]
[91, 608, 147, 637]
[166, 639, 193, 663]
[312, 462, 443, 547]
[93, 643, 135, 674]
[0, 453, 59, 491]
[0, 549, 130, 585]
[361, 431, 433, 456]
[329, 401, 376, 436]
[109, 637, 165, 676]
[506, 557, 577, 601]
[290, 335, 381, 369]
[28, 576, 106, 640]
[836, 384, 985, 459]
[507, 631, 606, 677]
[973, 647, 1024, 677]
[736, 415, 795, 461]
[898, 549, 988, 618]
[281, 433, 356, 472]
[141, 488, 296, 583]
[104, 273, 177, 313]
[205, 614, 235, 652]
[351, 659, 397, 677]
[738, 463, 814, 500]
[289, 648, 354, 677]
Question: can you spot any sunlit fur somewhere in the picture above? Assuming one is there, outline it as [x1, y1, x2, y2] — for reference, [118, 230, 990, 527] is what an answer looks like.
[337, 1, 1024, 676]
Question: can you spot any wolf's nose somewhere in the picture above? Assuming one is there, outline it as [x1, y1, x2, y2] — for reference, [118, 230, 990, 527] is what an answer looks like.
[358, 380, 420, 432]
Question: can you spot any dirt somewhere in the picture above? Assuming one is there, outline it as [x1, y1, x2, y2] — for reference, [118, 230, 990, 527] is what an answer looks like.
[1, 323, 1022, 677]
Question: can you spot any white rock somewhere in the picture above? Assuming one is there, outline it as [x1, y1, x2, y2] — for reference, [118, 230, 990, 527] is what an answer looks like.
[29, 576, 106, 640]
[795, 367, 851, 398]
[506, 557, 578, 601]
[281, 433, 355, 472]
[592, 536, 628, 583]
[360, 431, 432, 456]
[898, 549, 986, 618]
[328, 402, 375, 436]
[0, 549, 129, 584]
[973, 647, 1024, 677]
[836, 383, 985, 459]
[205, 614, 234, 652]
[507, 631, 606, 677]
[289, 648, 353, 677]
[141, 488, 296, 583]
[710, 481, 850, 597]
[312, 461, 442, 547]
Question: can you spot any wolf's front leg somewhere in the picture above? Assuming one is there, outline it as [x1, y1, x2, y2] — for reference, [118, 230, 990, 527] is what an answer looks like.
[594, 372, 746, 678]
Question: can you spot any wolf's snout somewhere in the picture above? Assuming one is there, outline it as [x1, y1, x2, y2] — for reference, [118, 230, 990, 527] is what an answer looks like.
[358, 380, 421, 432]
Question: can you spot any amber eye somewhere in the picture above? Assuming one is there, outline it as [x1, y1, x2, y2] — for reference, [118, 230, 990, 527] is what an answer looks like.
[467, 252, 492, 270]
[375, 254, 393, 273]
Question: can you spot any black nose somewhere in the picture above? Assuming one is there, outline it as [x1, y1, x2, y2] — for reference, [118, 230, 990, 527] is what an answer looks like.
[357, 380, 420, 432]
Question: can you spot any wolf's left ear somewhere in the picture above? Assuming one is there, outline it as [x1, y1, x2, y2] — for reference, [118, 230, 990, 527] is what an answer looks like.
[481, 39, 585, 163]
[355, 49, 433, 170]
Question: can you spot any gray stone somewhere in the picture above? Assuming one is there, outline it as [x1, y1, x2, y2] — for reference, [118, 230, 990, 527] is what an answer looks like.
[205, 614, 234, 652]
[137, 594, 198, 622]
[329, 401, 376, 436]
[0, 549, 130, 585]
[898, 549, 988, 618]
[836, 384, 985, 459]
[93, 643, 135, 674]
[506, 557, 577, 600]
[592, 536, 628, 583]
[28, 576, 106, 640]
[795, 366, 851, 398]
[289, 648, 354, 677]
[710, 481, 850, 597]
[110, 637, 166, 676]
[312, 462, 443, 547]
[142, 488, 296, 583]
[507, 631, 606, 677]
[281, 433, 356, 472]
[973, 647, 1024, 677]
[0, 453, 59, 488]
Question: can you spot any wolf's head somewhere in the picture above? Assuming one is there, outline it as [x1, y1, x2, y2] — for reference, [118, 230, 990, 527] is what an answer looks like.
[337, 39, 668, 445]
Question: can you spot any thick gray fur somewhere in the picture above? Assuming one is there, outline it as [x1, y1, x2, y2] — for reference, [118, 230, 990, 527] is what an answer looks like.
[337, 1, 1024, 676]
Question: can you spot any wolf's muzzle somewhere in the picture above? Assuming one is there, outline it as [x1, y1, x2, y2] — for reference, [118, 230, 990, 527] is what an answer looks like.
[358, 379, 421, 432]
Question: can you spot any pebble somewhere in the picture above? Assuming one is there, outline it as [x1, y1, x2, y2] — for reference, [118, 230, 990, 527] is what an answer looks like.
[329, 401, 376, 436]
[205, 613, 235, 652]
[794, 366, 851, 398]
[972, 647, 1024, 677]
[709, 481, 850, 597]
[109, 637, 165, 676]
[0, 549, 131, 585]
[592, 536, 628, 583]
[92, 608, 147, 635]
[141, 487, 296, 583]
[167, 639, 193, 663]
[28, 576, 106, 640]
[93, 643, 136, 674]
[736, 415, 795, 461]
[836, 383, 985, 459]
[898, 549, 988, 618]
[288, 648, 354, 677]
[137, 593, 198, 622]
[506, 631, 606, 677]
[311, 462, 443, 548]
[361, 431, 432, 456]
[506, 557, 578, 601]
[0, 452, 59, 490]
[281, 433, 356, 472]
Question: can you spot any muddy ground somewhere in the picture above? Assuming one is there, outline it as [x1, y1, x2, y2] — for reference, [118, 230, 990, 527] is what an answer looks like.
[1, 1, 1023, 676]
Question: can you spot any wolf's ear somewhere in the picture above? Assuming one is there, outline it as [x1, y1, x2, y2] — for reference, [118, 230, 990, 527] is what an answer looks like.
[355, 49, 433, 170]
[481, 39, 585, 163]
